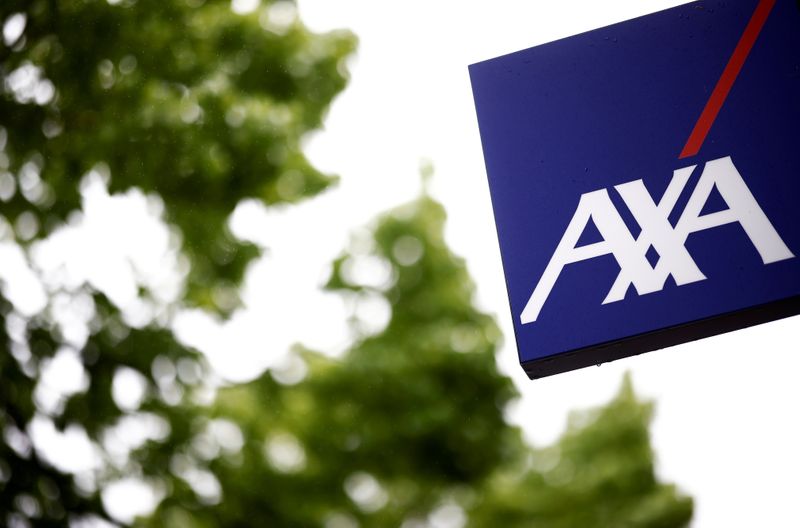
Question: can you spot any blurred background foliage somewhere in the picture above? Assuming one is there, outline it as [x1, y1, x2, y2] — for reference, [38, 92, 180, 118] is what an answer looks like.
[0, 0, 693, 526]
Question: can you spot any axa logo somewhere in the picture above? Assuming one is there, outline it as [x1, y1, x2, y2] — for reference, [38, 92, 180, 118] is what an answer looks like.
[520, 156, 794, 324]
[521, 0, 792, 325]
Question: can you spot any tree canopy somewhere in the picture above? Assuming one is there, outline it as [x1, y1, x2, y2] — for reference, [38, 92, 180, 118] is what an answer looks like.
[1, 1, 693, 526]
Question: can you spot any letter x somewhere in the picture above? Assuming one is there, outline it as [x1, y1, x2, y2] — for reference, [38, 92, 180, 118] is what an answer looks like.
[603, 165, 706, 304]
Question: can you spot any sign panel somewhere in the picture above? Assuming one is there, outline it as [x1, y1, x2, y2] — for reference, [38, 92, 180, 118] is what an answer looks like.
[469, 0, 800, 379]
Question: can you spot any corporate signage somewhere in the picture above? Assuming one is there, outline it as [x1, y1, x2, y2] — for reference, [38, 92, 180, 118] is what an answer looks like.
[470, 0, 800, 378]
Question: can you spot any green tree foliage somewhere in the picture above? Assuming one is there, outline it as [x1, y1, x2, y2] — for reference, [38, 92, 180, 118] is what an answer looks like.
[1, 0, 355, 309]
[1, 0, 354, 524]
[143, 195, 520, 527]
[0, 1, 693, 526]
[468, 375, 694, 528]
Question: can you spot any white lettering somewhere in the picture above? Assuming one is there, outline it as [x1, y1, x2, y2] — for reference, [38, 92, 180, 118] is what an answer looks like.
[520, 156, 794, 325]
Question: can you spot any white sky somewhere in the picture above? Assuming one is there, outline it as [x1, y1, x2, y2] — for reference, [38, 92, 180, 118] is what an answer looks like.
[293, 1, 800, 527]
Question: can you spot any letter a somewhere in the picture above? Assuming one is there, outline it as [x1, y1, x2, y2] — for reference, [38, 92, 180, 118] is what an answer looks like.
[676, 156, 794, 264]
[520, 189, 651, 324]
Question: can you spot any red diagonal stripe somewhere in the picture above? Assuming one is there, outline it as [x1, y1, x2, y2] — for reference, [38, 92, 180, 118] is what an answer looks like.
[679, 0, 776, 159]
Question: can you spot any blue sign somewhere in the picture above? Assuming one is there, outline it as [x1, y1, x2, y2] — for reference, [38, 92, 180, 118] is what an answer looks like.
[469, 0, 800, 378]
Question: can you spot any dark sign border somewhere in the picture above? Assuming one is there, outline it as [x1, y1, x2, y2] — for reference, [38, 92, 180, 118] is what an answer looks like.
[522, 296, 800, 379]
